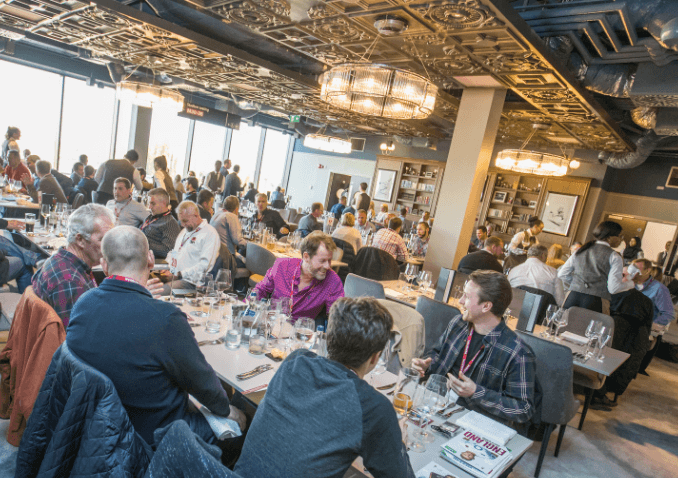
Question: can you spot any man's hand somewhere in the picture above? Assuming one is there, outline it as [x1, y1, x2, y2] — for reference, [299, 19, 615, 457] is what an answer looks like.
[651, 323, 666, 334]
[411, 357, 432, 377]
[147, 277, 164, 298]
[157, 270, 174, 283]
[20, 173, 32, 187]
[447, 372, 477, 398]
[6, 220, 24, 231]
[280, 227, 289, 235]
[228, 405, 247, 432]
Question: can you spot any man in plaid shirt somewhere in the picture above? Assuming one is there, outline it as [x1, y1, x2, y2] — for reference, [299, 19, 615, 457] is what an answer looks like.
[412, 270, 538, 426]
[372, 217, 409, 262]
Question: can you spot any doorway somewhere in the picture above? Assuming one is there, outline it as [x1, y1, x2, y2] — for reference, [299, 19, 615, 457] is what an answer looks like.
[603, 213, 677, 267]
[325, 172, 351, 210]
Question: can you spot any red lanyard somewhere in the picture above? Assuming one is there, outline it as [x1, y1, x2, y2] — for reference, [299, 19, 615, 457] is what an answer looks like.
[179, 226, 202, 251]
[109, 275, 141, 286]
[141, 210, 171, 230]
[114, 198, 132, 222]
[460, 328, 485, 376]
[289, 262, 316, 315]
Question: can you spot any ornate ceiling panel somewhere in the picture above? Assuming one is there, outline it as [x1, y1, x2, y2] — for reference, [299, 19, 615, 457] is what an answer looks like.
[0, 0, 634, 150]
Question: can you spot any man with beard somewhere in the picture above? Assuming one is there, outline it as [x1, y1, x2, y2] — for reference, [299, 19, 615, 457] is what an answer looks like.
[254, 231, 344, 322]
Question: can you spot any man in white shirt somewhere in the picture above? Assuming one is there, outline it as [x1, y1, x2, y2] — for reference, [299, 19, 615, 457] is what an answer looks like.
[210, 195, 246, 266]
[354, 209, 375, 235]
[508, 244, 565, 305]
[160, 201, 220, 294]
[105, 178, 149, 227]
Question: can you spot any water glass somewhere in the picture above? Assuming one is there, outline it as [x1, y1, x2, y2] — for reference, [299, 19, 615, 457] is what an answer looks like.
[294, 318, 315, 349]
[225, 313, 242, 350]
[404, 263, 419, 291]
[248, 333, 266, 355]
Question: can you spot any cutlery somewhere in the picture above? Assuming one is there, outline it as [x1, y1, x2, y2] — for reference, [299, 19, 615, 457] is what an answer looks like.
[242, 383, 268, 394]
[236, 364, 273, 381]
[376, 382, 397, 390]
[436, 403, 456, 416]
[441, 406, 464, 418]
[198, 338, 224, 346]
[188, 322, 201, 328]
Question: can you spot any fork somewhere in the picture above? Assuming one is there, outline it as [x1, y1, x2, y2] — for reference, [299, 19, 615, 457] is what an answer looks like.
[236, 364, 273, 381]
[198, 338, 224, 346]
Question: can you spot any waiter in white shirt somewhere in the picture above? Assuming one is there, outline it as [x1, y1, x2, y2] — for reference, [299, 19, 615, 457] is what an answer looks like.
[159, 201, 220, 294]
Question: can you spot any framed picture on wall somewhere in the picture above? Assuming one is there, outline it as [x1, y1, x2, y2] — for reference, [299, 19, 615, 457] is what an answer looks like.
[373, 169, 397, 202]
[492, 191, 508, 203]
[666, 166, 678, 188]
[541, 192, 578, 236]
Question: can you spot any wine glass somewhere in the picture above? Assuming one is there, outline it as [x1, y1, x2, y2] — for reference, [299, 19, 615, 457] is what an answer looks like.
[294, 318, 315, 349]
[369, 343, 390, 385]
[540, 304, 560, 338]
[41, 204, 51, 234]
[214, 269, 232, 309]
[595, 328, 611, 362]
[404, 264, 419, 292]
[203, 284, 221, 333]
[411, 374, 448, 450]
[552, 310, 568, 341]
[191, 273, 213, 318]
[418, 271, 432, 294]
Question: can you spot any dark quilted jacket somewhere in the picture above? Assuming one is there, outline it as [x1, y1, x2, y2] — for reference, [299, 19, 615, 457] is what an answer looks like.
[15, 342, 153, 478]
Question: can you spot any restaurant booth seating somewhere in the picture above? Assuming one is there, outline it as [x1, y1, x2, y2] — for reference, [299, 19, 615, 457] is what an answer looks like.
[344, 274, 385, 299]
[516, 332, 580, 478]
[415, 296, 461, 355]
[246, 242, 276, 287]
[350, 247, 400, 281]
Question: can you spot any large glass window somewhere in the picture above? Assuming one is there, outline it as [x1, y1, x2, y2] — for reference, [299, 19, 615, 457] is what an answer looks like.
[189, 121, 226, 181]
[258, 129, 290, 194]
[59, 77, 116, 172]
[114, 100, 133, 160]
[227, 123, 262, 188]
[147, 108, 190, 178]
[0, 59, 62, 165]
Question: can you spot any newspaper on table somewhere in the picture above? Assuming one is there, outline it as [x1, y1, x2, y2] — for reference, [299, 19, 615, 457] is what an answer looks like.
[440, 430, 512, 478]
[455, 411, 517, 446]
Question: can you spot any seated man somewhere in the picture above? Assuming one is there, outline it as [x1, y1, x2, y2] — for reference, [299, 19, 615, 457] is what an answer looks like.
[372, 217, 409, 262]
[270, 186, 284, 203]
[329, 196, 347, 220]
[458, 236, 504, 274]
[22, 159, 68, 204]
[141, 188, 181, 259]
[106, 177, 149, 227]
[160, 201, 220, 294]
[297, 202, 324, 238]
[66, 226, 245, 452]
[252, 193, 289, 239]
[254, 231, 344, 322]
[508, 244, 565, 305]
[76, 165, 98, 203]
[183, 177, 199, 203]
[354, 208, 376, 235]
[32, 204, 115, 326]
[3, 150, 30, 182]
[472, 226, 488, 249]
[243, 182, 258, 203]
[70, 161, 84, 186]
[235, 297, 414, 478]
[413, 270, 537, 428]
[211, 195, 247, 261]
[410, 221, 430, 257]
[197, 189, 215, 221]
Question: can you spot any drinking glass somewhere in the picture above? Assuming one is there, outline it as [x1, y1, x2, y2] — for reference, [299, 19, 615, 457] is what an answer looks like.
[393, 367, 419, 418]
[404, 264, 419, 292]
[453, 285, 464, 301]
[418, 271, 432, 294]
[248, 333, 266, 355]
[264, 311, 278, 350]
[49, 208, 58, 235]
[552, 310, 568, 341]
[294, 318, 315, 349]
[411, 374, 448, 451]
[191, 273, 213, 318]
[215, 269, 232, 309]
[41, 204, 51, 233]
[596, 331, 611, 362]
[225, 313, 242, 350]
[540, 304, 560, 338]
[24, 213, 36, 235]
[204, 286, 221, 333]
[369, 343, 390, 384]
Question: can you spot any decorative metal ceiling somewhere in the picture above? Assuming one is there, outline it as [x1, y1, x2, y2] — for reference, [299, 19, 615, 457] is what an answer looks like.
[0, 0, 634, 151]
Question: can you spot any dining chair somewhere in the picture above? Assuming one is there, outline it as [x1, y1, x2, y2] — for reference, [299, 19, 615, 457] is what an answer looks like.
[350, 247, 400, 281]
[245, 242, 276, 287]
[518, 285, 558, 330]
[561, 306, 615, 430]
[516, 290, 545, 333]
[415, 295, 461, 355]
[509, 287, 527, 317]
[332, 237, 355, 282]
[433, 268, 455, 303]
[344, 273, 385, 299]
[516, 331, 580, 478]
[72, 193, 85, 210]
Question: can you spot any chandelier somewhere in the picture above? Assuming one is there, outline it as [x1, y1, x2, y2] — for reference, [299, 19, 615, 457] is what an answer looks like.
[319, 63, 437, 120]
[116, 81, 184, 112]
[303, 134, 352, 154]
[495, 124, 574, 177]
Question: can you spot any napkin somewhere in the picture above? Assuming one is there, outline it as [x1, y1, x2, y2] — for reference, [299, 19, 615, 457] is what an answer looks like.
[561, 331, 588, 345]
[189, 396, 242, 440]
[384, 288, 405, 299]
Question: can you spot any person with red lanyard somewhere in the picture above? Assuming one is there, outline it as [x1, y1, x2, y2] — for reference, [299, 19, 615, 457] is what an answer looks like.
[140, 188, 181, 259]
[412, 270, 539, 433]
[105, 177, 149, 227]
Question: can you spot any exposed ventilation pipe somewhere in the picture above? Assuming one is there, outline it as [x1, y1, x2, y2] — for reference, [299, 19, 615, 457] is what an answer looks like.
[630, 107, 657, 130]
[598, 130, 659, 169]
[393, 135, 438, 150]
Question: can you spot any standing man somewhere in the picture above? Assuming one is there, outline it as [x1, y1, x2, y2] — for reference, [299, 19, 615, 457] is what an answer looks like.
[354, 182, 371, 212]
[203, 160, 225, 196]
[223, 165, 243, 198]
[509, 217, 544, 254]
[372, 217, 409, 262]
[95, 150, 143, 205]
[297, 202, 324, 238]
[220, 158, 232, 179]
[354, 209, 376, 235]
[252, 193, 289, 239]
[79, 154, 88, 166]
[412, 271, 537, 427]
[458, 236, 504, 274]
[140, 188, 181, 259]
[105, 178, 149, 227]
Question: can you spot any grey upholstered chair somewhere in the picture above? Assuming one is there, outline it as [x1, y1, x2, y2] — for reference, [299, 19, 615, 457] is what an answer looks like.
[415, 295, 461, 355]
[246, 242, 276, 287]
[509, 287, 527, 316]
[516, 331, 580, 478]
[344, 273, 385, 299]
[561, 306, 615, 430]
[516, 290, 545, 333]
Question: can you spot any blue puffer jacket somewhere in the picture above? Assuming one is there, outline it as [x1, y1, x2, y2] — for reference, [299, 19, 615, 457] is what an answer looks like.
[15, 342, 153, 477]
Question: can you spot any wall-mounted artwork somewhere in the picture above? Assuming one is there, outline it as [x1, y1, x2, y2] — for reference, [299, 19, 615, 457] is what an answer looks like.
[374, 169, 397, 202]
[541, 192, 578, 236]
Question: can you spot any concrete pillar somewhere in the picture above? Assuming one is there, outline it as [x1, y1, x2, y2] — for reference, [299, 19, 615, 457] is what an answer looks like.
[424, 88, 506, 280]
[128, 105, 152, 170]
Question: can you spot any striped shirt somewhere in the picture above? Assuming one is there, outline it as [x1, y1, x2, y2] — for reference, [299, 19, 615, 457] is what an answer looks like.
[428, 315, 537, 424]
[372, 228, 409, 262]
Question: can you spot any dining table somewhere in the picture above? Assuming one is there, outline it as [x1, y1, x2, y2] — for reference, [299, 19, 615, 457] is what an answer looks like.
[245, 238, 348, 270]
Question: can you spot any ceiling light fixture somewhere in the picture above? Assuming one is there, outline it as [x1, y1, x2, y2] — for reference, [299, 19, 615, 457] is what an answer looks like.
[116, 80, 184, 112]
[303, 133, 352, 154]
[380, 140, 395, 155]
[319, 63, 437, 120]
[495, 124, 573, 177]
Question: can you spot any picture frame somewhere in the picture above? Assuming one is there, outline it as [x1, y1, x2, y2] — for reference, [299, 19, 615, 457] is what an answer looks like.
[373, 169, 397, 202]
[666, 166, 678, 188]
[528, 200, 538, 208]
[540, 192, 578, 236]
[492, 191, 507, 203]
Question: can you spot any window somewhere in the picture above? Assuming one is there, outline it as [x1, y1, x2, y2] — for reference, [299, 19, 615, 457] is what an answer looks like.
[258, 129, 290, 194]
[189, 121, 226, 182]
[59, 77, 116, 172]
[227, 123, 262, 189]
[114, 100, 134, 160]
[0, 59, 62, 165]
[147, 107, 190, 178]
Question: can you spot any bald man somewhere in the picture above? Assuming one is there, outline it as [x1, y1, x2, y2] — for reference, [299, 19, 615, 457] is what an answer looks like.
[67, 226, 246, 452]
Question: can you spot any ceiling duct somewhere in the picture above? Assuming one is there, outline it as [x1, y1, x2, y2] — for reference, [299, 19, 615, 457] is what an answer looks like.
[598, 130, 659, 169]
[393, 135, 438, 150]
[630, 107, 657, 130]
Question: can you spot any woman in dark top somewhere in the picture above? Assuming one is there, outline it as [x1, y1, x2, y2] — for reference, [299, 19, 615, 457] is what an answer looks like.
[622, 236, 644, 265]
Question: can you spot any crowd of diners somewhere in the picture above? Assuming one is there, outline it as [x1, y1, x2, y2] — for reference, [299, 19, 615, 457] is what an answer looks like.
[1, 132, 676, 477]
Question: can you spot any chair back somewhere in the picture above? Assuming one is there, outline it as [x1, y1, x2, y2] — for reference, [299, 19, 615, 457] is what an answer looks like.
[517, 285, 558, 331]
[332, 237, 356, 281]
[72, 193, 85, 210]
[332, 247, 344, 262]
[245, 242, 277, 277]
[271, 199, 286, 209]
[415, 295, 461, 355]
[516, 291, 545, 333]
[515, 331, 578, 425]
[434, 268, 455, 303]
[509, 287, 526, 317]
[344, 273, 385, 299]
[350, 247, 400, 281]
[278, 209, 291, 222]
[210, 244, 237, 278]
[562, 306, 615, 338]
